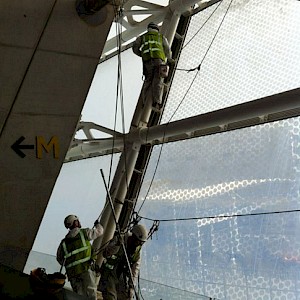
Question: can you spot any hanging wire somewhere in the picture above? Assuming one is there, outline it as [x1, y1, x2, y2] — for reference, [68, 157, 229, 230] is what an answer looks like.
[136, 0, 234, 215]
[177, 0, 233, 73]
[107, 11, 120, 187]
[138, 277, 216, 300]
[100, 169, 140, 300]
[107, 1, 129, 191]
[147, 220, 160, 240]
[137, 273, 145, 300]
[116, 9, 130, 191]
[97, 5, 140, 298]
[138, 208, 300, 223]
[181, 0, 223, 51]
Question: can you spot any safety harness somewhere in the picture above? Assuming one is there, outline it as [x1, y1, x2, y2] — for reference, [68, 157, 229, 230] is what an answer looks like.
[103, 245, 141, 273]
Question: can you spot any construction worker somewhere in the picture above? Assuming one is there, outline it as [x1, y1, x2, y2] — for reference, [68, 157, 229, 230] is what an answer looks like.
[99, 224, 148, 300]
[56, 215, 103, 300]
[132, 22, 173, 106]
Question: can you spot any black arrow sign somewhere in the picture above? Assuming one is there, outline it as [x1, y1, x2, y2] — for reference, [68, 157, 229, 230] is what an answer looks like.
[11, 136, 34, 158]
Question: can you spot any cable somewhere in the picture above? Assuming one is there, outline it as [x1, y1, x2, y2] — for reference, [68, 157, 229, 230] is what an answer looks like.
[100, 169, 140, 300]
[108, 3, 130, 191]
[137, 0, 234, 215]
[138, 208, 300, 223]
[137, 61, 198, 213]
[177, 0, 233, 73]
[107, 25, 118, 187]
[136, 138, 165, 214]
[182, 0, 223, 51]
[139, 277, 215, 299]
[116, 9, 130, 191]
[137, 273, 145, 300]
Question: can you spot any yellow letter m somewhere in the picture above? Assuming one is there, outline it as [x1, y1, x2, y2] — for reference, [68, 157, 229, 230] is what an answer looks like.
[36, 136, 59, 159]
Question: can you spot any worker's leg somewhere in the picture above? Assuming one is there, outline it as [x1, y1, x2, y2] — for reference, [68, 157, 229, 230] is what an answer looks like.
[141, 61, 154, 106]
[70, 276, 84, 296]
[117, 275, 131, 300]
[152, 75, 164, 104]
[81, 269, 98, 300]
[141, 59, 164, 106]
[99, 272, 118, 300]
[151, 59, 164, 105]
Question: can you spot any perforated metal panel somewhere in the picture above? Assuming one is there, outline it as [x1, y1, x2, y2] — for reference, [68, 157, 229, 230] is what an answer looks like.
[138, 118, 300, 299]
[162, 0, 300, 123]
[137, 0, 300, 299]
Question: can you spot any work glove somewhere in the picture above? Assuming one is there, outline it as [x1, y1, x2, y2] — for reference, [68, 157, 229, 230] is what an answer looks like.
[167, 58, 175, 65]
[94, 219, 100, 227]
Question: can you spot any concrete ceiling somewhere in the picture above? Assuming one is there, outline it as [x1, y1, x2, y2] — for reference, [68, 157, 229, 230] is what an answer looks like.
[0, 0, 115, 271]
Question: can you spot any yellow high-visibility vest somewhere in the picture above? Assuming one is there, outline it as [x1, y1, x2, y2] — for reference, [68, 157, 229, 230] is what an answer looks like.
[62, 230, 92, 278]
[141, 31, 166, 62]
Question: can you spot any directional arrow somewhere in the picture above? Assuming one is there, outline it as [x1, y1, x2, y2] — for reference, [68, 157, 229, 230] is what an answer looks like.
[11, 136, 34, 158]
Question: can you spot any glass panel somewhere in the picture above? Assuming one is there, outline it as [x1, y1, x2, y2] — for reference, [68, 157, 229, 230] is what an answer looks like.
[24, 251, 72, 289]
[29, 155, 120, 257]
[80, 49, 143, 137]
[162, 0, 300, 122]
[137, 117, 300, 299]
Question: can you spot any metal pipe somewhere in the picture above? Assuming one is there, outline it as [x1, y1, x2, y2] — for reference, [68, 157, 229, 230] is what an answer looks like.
[139, 88, 300, 144]
[93, 142, 141, 266]
[161, 9, 181, 45]
[66, 88, 300, 162]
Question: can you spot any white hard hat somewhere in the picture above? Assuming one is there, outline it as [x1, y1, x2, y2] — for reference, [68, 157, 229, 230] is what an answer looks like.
[64, 215, 79, 229]
[131, 224, 148, 242]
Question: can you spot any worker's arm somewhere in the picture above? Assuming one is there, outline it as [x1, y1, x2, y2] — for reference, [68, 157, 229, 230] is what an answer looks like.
[56, 242, 65, 265]
[85, 223, 104, 240]
[132, 36, 142, 57]
[131, 254, 141, 282]
[162, 36, 172, 61]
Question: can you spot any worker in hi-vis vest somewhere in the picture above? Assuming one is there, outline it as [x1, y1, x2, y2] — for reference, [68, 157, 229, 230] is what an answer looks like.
[99, 224, 148, 300]
[132, 22, 173, 106]
[56, 215, 103, 300]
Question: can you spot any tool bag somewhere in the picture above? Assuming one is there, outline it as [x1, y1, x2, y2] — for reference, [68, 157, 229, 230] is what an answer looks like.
[29, 268, 66, 294]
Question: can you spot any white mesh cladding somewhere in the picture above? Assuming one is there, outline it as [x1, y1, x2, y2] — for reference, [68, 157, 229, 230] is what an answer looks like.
[137, 117, 300, 300]
[162, 0, 300, 123]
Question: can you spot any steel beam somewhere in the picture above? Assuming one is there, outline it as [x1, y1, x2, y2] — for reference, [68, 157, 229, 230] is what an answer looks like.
[139, 88, 300, 144]
[66, 88, 300, 162]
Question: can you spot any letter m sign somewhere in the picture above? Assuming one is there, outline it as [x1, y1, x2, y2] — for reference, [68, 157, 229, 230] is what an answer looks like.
[36, 136, 59, 159]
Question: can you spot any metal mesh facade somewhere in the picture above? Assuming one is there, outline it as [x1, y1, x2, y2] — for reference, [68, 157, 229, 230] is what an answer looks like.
[137, 0, 300, 299]
[138, 118, 300, 299]
[162, 0, 300, 123]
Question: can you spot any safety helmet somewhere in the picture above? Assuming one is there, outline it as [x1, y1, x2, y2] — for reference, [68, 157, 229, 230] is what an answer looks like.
[131, 224, 148, 242]
[64, 215, 79, 229]
[147, 22, 159, 31]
